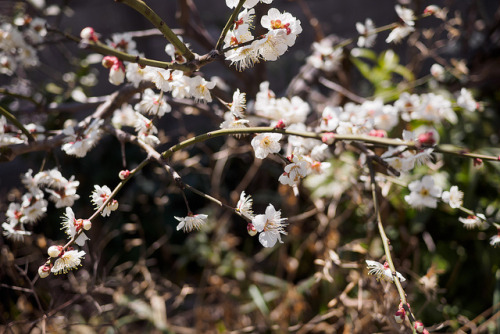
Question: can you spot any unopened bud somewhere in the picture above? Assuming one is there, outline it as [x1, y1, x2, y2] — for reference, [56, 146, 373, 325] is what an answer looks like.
[109, 199, 119, 212]
[83, 219, 92, 230]
[48, 245, 63, 258]
[394, 308, 406, 323]
[274, 119, 286, 129]
[247, 223, 257, 236]
[424, 5, 440, 15]
[102, 56, 118, 69]
[417, 131, 435, 146]
[38, 265, 51, 278]
[473, 158, 482, 167]
[321, 132, 336, 145]
[368, 129, 387, 138]
[414, 321, 424, 333]
[80, 27, 98, 42]
[119, 170, 131, 180]
[109, 61, 125, 86]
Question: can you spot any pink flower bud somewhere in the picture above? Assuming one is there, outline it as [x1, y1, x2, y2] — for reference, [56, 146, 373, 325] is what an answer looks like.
[394, 308, 406, 323]
[80, 27, 98, 42]
[424, 5, 440, 15]
[321, 132, 335, 145]
[414, 321, 424, 333]
[368, 129, 387, 138]
[473, 158, 483, 167]
[274, 120, 286, 129]
[48, 245, 63, 258]
[247, 223, 257, 236]
[417, 132, 435, 146]
[119, 170, 131, 180]
[108, 61, 125, 86]
[102, 56, 118, 69]
[38, 265, 51, 278]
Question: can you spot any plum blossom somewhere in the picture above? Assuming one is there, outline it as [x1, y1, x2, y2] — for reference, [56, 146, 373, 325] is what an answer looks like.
[225, 0, 272, 9]
[405, 175, 442, 209]
[441, 186, 463, 208]
[459, 214, 485, 229]
[135, 88, 171, 117]
[251, 133, 282, 159]
[188, 76, 216, 103]
[279, 155, 310, 186]
[457, 88, 478, 112]
[175, 214, 208, 232]
[236, 191, 254, 220]
[62, 119, 103, 158]
[61, 207, 89, 246]
[252, 204, 287, 247]
[91, 185, 118, 217]
[366, 260, 406, 282]
[51, 250, 86, 275]
[356, 18, 377, 47]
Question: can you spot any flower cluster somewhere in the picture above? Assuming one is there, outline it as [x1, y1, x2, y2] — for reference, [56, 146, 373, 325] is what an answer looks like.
[223, 4, 302, 70]
[2, 168, 80, 241]
[0, 18, 45, 75]
[62, 118, 104, 157]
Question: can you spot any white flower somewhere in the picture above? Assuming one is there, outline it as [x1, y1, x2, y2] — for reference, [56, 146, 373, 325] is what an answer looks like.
[251, 133, 282, 159]
[254, 29, 289, 61]
[459, 214, 485, 229]
[356, 18, 377, 47]
[457, 88, 477, 112]
[51, 250, 85, 275]
[112, 103, 138, 128]
[46, 176, 80, 208]
[61, 207, 89, 246]
[441, 186, 463, 209]
[405, 175, 442, 209]
[225, 0, 272, 9]
[366, 260, 406, 282]
[224, 34, 259, 71]
[490, 231, 500, 247]
[134, 88, 171, 117]
[386, 25, 414, 43]
[236, 191, 254, 219]
[278, 156, 310, 186]
[108, 33, 137, 54]
[188, 76, 216, 103]
[220, 112, 250, 134]
[229, 89, 247, 118]
[252, 204, 287, 247]
[91, 185, 118, 217]
[430, 63, 445, 81]
[62, 119, 103, 158]
[261, 8, 302, 47]
[126, 63, 151, 87]
[320, 106, 342, 131]
[175, 214, 208, 232]
[395, 5, 415, 26]
[2, 222, 31, 241]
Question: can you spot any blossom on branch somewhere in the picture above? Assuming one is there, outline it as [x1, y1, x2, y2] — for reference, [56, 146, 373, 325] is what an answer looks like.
[366, 260, 406, 282]
[405, 175, 442, 209]
[252, 204, 287, 247]
[175, 214, 208, 233]
[51, 250, 86, 275]
[251, 133, 282, 159]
